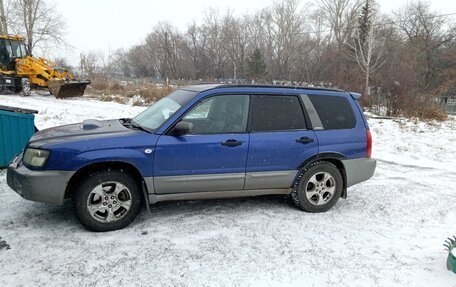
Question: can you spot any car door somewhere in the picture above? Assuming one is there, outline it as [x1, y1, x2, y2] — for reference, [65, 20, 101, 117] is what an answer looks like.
[154, 94, 250, 194]
[245, 94, 318, 190]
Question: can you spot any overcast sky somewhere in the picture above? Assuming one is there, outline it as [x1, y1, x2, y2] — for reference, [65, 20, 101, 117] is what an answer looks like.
[51, 0, 456, 65]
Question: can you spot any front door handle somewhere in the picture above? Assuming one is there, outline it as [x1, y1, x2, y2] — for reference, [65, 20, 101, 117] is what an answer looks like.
[296, 137, 314, 144]
[221, 139, 242, 147]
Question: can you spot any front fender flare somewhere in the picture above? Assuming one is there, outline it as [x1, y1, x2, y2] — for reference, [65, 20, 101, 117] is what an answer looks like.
[72, 149, 153, 177]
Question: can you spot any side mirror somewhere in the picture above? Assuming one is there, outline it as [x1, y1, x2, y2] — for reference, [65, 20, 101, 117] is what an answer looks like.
[171, 121, 193, 136]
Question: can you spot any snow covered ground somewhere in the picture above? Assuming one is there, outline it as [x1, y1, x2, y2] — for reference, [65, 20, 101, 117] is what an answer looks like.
[0, 94, 455, 286]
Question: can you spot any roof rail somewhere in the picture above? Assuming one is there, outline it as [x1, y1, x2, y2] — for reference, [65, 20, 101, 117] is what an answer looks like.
[207, 84, 344, 93]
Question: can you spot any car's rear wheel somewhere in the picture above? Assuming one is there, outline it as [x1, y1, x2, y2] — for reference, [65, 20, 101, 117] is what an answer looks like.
[73, 170, 142, 232]
[291, 161, 343, 212]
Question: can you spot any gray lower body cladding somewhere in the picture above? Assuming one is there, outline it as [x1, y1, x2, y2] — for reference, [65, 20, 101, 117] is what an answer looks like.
[5, 158, 376, 205]
[153, 173, 246, 194]
[7, 161, 74, 205]
[153, 170, 298, 194]
[341, 158, 377, 187]
[147, 159, 376, 204]
[148, 170, 298, 204]
[148, 188, 292, 204]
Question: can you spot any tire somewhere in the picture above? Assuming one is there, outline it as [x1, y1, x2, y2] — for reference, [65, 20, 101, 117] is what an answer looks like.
[291, 161, 343, 213]
[73, 170, 143, 232]
[20, 78, 31, 96]
[0, 75, 5, 94]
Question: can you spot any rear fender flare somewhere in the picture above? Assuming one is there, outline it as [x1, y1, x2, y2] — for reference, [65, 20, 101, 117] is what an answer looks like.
[295, 152, 348, 198]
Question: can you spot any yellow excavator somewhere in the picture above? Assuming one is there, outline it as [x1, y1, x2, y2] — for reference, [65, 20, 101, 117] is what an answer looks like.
[0, 35, 90, 98]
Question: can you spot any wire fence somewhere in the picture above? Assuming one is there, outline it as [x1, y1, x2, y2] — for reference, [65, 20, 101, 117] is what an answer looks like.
[441, 97, 456, 115]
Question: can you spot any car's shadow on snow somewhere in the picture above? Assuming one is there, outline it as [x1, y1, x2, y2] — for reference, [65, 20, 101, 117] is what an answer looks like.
[150, 194, 290, 214]
[11, 195, 305, 232]
[133, 195, 295, 227]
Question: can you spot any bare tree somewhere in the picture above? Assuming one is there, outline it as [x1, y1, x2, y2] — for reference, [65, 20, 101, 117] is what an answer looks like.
[200, 8, 227, 79]
[315, 0, 362, 85]
[350, 0, 385, 94]
[221, 11, 249, 80]
[8, 0, 68, 54]
[351, 25, 386, 94]
[271, 0, 304, 80]
[0, 0, 8, 34]
[79, 51, 99, 78]
[128, 44, 156, 78]
[250, 8, 275, 80]
[114, 48, 132, 77]
[294, 8, 330, 82]
[394, 1, 456, 88]
[98, 50, 117, 75]
[145, 22, 190, 83]
[53, 57, 72, 70]
[317, 0, 362, 47]
[185, 22, 207, 79]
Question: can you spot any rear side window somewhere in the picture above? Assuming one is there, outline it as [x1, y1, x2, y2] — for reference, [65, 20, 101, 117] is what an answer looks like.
[308, 95, 356, 130]
[251, 95, 306, 132]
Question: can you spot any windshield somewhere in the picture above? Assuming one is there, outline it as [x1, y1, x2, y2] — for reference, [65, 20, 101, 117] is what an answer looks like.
[6, 40, 27, 58]
[133, 89, 197, 130]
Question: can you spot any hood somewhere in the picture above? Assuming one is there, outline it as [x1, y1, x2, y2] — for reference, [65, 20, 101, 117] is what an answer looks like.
[28, 119, 140, 148]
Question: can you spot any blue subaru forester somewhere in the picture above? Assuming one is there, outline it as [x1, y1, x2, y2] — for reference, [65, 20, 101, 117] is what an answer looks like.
[7, 84, 376, 231]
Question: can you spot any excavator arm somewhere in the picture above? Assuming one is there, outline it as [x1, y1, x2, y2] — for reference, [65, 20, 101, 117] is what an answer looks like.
[15, 56, 90, 98]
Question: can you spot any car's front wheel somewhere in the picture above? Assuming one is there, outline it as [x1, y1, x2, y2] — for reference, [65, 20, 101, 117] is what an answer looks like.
[73, 170, 142, 232]
[291, 161, 343, 212]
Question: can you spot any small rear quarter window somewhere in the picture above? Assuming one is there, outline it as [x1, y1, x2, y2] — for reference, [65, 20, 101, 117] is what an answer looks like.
[308, 94, 356, 130]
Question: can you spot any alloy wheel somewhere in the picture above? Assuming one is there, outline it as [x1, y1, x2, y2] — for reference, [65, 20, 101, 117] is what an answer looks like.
[305, 172, 336, 206]
[86, 182, 132, 223]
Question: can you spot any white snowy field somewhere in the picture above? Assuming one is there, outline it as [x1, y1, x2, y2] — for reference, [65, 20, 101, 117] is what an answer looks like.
[0, 94, 455, 287]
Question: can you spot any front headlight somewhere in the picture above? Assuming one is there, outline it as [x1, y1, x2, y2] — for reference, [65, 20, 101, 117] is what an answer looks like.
[23, 148, 50, 168]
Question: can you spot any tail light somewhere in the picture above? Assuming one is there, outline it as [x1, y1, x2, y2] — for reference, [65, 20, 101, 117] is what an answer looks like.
[366, 129, 372, 158]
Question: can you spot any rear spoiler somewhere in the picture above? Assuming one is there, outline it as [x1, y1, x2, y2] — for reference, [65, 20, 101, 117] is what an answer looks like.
[349, 92, 362, 100]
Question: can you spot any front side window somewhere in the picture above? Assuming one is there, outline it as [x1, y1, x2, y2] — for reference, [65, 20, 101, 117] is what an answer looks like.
[308, 94, 356, 130]
[251, 95, 306, 132]
[182, 95, 249, 134]
[184, 97, 213, 119]
[133, 89, 196, 130]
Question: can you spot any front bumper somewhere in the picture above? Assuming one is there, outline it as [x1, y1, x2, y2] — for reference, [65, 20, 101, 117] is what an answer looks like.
[6, 158, 74, 205]
[341, 158, 377, 188]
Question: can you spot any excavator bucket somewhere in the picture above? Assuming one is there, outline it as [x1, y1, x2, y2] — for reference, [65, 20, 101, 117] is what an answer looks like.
[48, 80, 91, 99]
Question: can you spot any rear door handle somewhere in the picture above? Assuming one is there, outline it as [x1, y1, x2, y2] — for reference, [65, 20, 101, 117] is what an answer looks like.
[296, 137, 314, 144]
[221, 139, 242, 147]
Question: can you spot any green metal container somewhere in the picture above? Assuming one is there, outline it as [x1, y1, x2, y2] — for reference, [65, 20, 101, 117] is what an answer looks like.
[448, 251, 456, 273]
[445, 236, 456, 274]
[0, 105, 37, 168]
